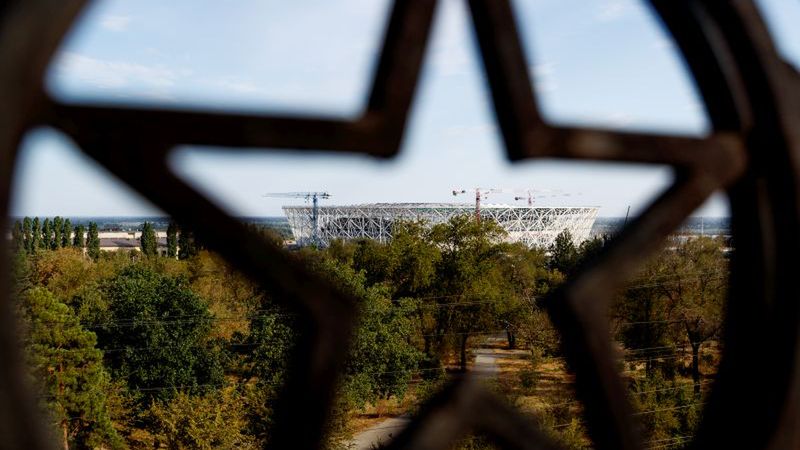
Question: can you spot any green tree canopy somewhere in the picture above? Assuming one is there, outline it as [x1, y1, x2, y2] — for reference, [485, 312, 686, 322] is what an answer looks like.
[166, 221, 178, 258]
[42, 218, 53, 251]
[87, 222, 100, 260]
[52, 216, 63, 250]
[548, 229, 578, 275]
[178, 228, 198, 260]
[22, 217, 33, 253]
[98, 266, 225, 404]
[148, 388, 257, 449]
[20, 287, 122, 449]
[61, 218, 72, 248]
[72, 224, 85, 249]
[11, 220, 23, 253]
[140, 222, 158, 256]
[32, 217, 42, 251]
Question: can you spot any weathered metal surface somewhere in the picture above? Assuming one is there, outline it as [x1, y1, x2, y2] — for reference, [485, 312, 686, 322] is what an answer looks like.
[0, 0, 798, 449]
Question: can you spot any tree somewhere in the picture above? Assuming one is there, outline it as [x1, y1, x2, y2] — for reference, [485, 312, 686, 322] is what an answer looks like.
[320, 258, 421, 404]
[428, 215, 507, 371]
[86, 222, 100, 260]
[140, 221, 158, 256]
[32, 217, 42, 251]
[19, 287, 122, 449]
[72, 225, 85, 249]
[98, 265, 225, 404]
[22, 217, 33, 253]
[549, 229, 578, 275]
[178, 228, 198, 260]
[28, 248, 97, 305]
[42, 218, 53, 250]
[148, 388, 257, 449]
[615, 237, 726, 391]
[629, 371, 699, 442]
[52, 216, 63, 249]
[666, 237, 726, 394]
[11, 220, 24, 253]
[166, 221, 178, 258]
[61, 218, 71, 248]
[616, 255, 677, 377]
[493, 244, 560, 350]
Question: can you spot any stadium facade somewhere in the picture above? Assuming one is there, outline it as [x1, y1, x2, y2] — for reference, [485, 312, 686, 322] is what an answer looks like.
[283, 203, 599, 249]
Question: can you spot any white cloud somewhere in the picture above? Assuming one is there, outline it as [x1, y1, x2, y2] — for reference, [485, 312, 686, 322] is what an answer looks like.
[100, 15, 131, 32]
[595, 0, 639, 22]
[53, 52, 184, 99]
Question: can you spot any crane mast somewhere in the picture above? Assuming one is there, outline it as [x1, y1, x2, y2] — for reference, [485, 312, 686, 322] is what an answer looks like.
[453, 187, 571, 220]
[263, 191, 331, 246]
[452, 188, 501, 222]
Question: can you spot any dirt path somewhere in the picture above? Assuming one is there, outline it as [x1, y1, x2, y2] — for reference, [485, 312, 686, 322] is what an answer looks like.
[347, 335, 506, 449]
[347, 415, 411, 449]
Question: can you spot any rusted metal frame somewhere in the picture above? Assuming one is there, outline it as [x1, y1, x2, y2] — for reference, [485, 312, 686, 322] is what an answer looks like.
[50, 128, 357, 449]
[385, 377, 563, 450]
[46, 0, 438, 159]
[0, 1, 86, 449]
[666, 2, 800, 449]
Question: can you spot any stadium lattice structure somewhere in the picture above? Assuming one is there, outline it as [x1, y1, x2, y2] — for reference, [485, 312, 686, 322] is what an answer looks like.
[283, 203, 599, 249]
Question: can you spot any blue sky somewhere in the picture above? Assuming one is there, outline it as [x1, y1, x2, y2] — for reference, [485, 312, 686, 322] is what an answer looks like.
[11, 0, 800, 217]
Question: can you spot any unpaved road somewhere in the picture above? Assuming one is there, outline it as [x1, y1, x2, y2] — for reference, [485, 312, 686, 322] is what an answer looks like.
[347, 336, 503, 449]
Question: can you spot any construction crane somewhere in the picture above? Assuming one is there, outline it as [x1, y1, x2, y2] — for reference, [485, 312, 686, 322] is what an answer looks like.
[513, 188, 567, 206]
[453, 187, 573, 220]
[452, 188, 503, 222]
[263, 192, 331, 246]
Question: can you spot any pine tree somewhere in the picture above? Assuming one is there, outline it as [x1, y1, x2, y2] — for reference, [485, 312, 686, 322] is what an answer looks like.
[140, 222, 157, 256]
[166, 221, 178, 258]
[22, 217, 32, 253]
[72, 225, 85, 249]
[61, 218, 71, 248]
[52, 216, 63, 249]
[21, 287, 122, 449]
[86, 222, 100, 260]
[32, 217, 41, 251]
[42, 218, 52, 250]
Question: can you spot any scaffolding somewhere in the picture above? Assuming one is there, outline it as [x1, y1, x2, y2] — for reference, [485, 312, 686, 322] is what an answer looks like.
[283, 203, 599, 248]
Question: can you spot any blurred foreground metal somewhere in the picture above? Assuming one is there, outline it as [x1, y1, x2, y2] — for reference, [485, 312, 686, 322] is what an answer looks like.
[1, 0, 799, 449]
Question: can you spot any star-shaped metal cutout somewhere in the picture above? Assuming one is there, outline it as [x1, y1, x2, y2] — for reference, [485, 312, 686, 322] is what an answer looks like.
[2, 0, 800, 449]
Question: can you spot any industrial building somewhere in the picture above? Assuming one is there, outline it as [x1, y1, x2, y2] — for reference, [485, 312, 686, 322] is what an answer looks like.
[283, 203, 599, 249]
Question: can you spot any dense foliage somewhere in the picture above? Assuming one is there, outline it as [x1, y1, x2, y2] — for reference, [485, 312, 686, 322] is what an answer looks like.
[8, 217, 727, 449]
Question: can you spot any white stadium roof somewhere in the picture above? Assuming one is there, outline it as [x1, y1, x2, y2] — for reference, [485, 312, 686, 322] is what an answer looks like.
[283, 203, 599, 249]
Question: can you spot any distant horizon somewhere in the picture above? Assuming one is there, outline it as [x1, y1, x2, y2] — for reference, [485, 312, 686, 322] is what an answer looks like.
[6, 213, 733, 219]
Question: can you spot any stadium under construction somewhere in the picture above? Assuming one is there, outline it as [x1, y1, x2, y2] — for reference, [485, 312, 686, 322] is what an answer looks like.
[283, 203, 599, 249]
